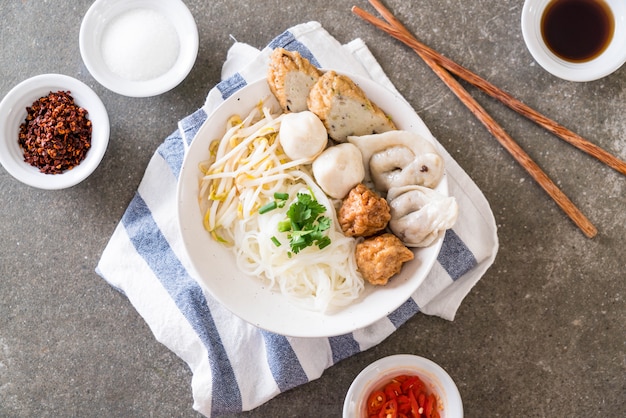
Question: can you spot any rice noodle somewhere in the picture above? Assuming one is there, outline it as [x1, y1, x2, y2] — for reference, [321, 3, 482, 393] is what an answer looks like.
[198, 101, 364, 312]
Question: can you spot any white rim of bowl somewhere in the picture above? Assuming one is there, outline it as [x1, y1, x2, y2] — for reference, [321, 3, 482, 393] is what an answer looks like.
[0, 74, 109, 190]
[79, 0, 199, 97]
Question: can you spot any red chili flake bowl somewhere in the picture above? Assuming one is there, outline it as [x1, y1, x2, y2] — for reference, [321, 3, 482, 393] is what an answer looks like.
[0, 74, 110, 190]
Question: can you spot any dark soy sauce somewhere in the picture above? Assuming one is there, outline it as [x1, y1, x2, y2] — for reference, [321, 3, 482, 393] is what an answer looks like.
[541, 0, 614, 62]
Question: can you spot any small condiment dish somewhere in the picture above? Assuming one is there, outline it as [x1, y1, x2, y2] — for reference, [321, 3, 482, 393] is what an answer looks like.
[521, 0, 626, 82]
[79, 0, 198, 97]
[0, 74, 110, 190]
[343, 354, 463, 418]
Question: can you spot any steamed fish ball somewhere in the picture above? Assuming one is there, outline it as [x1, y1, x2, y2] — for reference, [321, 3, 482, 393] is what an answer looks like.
[278, 111, 328, 161]
[387, 185, 458, 247]
[312, 143, 365, 199]
[347, 130, 444, 192]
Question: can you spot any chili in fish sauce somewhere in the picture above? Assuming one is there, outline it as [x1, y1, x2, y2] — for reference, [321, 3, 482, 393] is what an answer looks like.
[365, 374, 440, 418]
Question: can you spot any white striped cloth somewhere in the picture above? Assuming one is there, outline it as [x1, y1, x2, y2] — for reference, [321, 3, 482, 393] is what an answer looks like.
[96, 22, 498, 417]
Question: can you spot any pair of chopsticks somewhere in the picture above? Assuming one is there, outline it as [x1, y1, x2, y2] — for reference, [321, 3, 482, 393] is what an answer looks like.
[353, 0, 626, 239]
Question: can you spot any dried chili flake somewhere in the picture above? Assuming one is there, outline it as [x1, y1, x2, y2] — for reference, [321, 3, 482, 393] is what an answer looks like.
[18, 90, 92, 174]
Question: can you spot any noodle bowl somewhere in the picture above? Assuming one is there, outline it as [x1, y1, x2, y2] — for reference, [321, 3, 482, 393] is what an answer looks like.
[177, 74, 446, 337]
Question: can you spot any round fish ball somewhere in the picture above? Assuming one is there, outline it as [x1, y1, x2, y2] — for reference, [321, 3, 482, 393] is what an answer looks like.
[312, 143, 365, 199]
[279, 111, 328, 161]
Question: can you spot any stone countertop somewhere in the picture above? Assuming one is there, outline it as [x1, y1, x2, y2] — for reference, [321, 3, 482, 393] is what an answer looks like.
[1, 0, 624, 416]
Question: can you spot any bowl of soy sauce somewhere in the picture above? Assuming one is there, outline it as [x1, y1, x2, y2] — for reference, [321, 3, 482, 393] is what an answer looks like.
[521, 0, 626, 81]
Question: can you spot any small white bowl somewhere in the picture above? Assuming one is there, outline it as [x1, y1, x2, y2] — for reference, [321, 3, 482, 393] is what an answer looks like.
[521, 0, 626, 82]
[0, 74, 110, 190]
[79, 0, 198, 97]
[343, 354, 463, 418]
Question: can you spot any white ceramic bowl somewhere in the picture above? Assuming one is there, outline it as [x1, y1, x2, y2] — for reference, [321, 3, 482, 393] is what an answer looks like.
[79, 0, 198, 97]
[0, 74, 109, 190]
[521, 0, 626, 82]
[177, 73, 449, 338]
[343, 354, 463, 418]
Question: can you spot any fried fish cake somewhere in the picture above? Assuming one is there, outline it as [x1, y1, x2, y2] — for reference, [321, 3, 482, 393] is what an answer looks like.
[267, 48, 322, 113]
[338, 184, 390, 237]
[355, 233, 414, 286]
[307, 71, 396, 143]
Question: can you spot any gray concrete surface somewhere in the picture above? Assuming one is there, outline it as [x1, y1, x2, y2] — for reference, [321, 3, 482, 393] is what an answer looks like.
[1, 0, 624, 416]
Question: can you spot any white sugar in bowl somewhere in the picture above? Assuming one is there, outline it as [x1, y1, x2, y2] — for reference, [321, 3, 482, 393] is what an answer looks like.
[79, 0, 198, 97]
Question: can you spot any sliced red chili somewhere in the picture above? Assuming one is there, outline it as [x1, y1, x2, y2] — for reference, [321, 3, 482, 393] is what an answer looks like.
[401, 375, 424, 394]
[417, 392, 426, 409]
[394, 374, 409, 383]
[378, 399, 398, 418]
[423, 393, 436, 417]
[384, 382, 402, 400]
[396, 394, 411, 414]
[367, 390, 386, 415]
[408, 390, 420, 417]
[364, 373, 439, 418]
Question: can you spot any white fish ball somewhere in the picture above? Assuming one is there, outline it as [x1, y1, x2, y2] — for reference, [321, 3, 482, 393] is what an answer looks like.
[279, 111, 328, 161]
[312, 143, 365, 199]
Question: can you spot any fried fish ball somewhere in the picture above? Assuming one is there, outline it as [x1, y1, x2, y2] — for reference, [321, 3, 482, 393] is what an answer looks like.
[338, 184, 390, 237]
[355, 233, 414, 286]
[267, 48, 322, 113]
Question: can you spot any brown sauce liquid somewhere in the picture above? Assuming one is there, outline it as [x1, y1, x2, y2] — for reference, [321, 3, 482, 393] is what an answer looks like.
[541, 0, 614, 62]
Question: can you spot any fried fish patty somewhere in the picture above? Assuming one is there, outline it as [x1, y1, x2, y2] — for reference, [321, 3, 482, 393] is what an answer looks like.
[355, 233, 414, 286]
[267, 48, 322, 113]
[307, 71, 396, 142]
[338, 184, 391, 237]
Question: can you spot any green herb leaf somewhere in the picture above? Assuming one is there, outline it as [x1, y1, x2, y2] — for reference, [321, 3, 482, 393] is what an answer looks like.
[278, 192, 333, 254]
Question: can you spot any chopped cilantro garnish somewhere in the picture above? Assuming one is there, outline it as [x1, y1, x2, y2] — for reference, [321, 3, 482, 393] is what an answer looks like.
[258, 191, 332, 255]
[280, 192, 332, 254]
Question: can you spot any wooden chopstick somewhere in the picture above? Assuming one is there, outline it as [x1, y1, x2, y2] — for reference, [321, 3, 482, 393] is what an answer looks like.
[354, 2, 626, 178]
[352, 1, 598, 238]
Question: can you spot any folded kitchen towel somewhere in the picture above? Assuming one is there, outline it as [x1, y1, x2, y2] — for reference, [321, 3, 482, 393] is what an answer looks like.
[96, 21, 498, 417]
